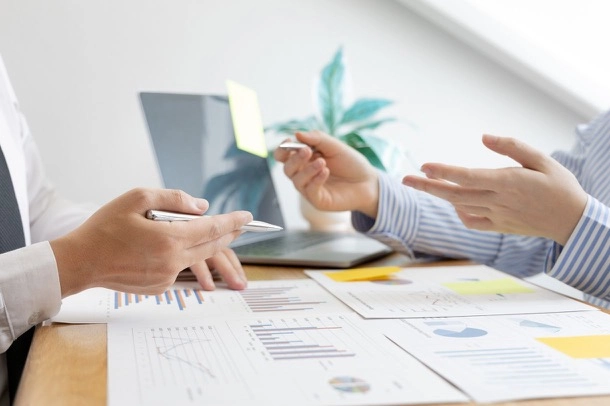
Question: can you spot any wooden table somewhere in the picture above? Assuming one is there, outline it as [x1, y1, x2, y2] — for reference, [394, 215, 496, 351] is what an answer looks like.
[15, 254, 610, 405]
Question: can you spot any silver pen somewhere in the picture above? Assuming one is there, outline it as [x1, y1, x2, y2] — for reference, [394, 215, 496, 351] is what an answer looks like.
[146, 210, 283, 232]
[278, 141, 310, 150]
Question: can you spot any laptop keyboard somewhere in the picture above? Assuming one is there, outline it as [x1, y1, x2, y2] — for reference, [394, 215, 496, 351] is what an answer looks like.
[233, 232, 337, 256]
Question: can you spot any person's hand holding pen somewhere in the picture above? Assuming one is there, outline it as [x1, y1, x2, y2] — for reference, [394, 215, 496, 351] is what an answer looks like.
[49, 188, 254, 295]
[275, 130, 381, 219]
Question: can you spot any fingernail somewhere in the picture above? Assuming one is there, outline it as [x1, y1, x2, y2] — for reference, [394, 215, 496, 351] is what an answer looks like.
[483, 134, 499, 144]
[195, 199, 209, 211]
[420, 166, 431, 177]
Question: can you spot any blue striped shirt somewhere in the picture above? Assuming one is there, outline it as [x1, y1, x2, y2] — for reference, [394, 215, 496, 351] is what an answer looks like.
[353, 111, 610, 308]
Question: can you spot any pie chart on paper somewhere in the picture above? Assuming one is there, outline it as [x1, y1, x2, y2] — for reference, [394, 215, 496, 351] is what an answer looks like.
[328, 376, 371, 393]
[425, 320, 488, 338]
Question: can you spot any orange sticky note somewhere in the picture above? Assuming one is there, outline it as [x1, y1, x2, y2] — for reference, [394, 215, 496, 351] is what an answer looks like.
[324, 266, 401, 282]
[537, 335, 610, 358]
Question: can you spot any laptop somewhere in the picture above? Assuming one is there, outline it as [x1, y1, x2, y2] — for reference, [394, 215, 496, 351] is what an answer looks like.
[139, 92, 392, 268]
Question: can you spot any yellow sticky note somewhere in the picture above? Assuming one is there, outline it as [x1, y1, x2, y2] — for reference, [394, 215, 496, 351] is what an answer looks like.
[537, 335, 610, 358]
[226, 80, 268, 158]
[324, 266, 401, 282]
[442, 277, 534, 295]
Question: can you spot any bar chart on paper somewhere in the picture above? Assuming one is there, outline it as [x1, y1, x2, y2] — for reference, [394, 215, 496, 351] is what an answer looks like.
[107, 314, 468, 405]
[53, 279, 351, 323]
[113, 288, 205, 311]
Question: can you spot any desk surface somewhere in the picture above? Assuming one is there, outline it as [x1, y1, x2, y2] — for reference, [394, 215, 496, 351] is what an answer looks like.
[15, 254, 610, 406]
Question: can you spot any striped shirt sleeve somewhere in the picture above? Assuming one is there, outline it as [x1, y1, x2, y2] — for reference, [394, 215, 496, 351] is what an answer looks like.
[545, 196, 610, 303]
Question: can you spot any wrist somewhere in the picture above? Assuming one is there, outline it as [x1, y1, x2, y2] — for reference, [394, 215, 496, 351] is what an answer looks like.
[358, 172, 380, 219]
[553, 192, 588, 246]
[50, 235, 94, 297]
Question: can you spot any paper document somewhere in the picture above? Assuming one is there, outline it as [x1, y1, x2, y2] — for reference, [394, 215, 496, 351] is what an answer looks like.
[107, 314, 468, 405]
[381, 310, 610, 403]
[306, 264, 595, 318]
[53, 280, 351, 323]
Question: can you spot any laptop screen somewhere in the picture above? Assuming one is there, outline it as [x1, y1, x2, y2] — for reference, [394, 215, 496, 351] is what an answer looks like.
[139, 92, 285, 241]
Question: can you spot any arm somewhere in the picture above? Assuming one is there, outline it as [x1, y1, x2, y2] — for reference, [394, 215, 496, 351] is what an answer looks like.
[402, 133, 610, 303]
[401, 135, 588, 245]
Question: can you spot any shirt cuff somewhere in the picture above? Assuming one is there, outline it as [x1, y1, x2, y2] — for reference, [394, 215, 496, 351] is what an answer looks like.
[352, 172, 419, 257]
[545, 195, 610, 300]
[0, 242, 62, 352]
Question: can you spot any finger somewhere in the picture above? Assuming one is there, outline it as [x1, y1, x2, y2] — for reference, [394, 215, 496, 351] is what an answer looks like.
[290, 158, 327, 193]
[183, 211, 252, 247]
[274, 138, 297, 163]
[302, 166, 330, 194]
[283, 147, 314, 179]
[205, 249, 247, 290]
[296, 131, 345, 156]
[190, 262, 216, 291]
[403, 175, 494, 205]
[482, 135, 549, 171]
[455, 209, 494, 231]
[419, 163, 500, 190]
[144, 188, 209, 215]
[186, 229, 243, 272]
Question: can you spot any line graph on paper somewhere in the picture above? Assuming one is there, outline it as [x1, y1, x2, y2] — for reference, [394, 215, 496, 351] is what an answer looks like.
[108, 315, 470, 405]
[132, 325, 249, 397]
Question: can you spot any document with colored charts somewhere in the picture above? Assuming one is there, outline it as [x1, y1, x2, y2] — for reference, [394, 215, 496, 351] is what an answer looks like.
[107, 314, 468, 406]
[380, 310, 610, 402]
[53, 279, 352, 323]
[305, 264, 595, 318]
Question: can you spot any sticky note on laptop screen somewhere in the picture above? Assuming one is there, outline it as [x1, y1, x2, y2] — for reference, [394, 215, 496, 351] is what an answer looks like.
[226, 80, 268, 158]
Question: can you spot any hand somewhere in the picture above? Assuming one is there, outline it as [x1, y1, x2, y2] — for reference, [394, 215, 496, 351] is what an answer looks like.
[190, 247, 247, 291]
[274, 131, 380, 218]
[50, 188, 253, 297]
[402, 135, 588, 245]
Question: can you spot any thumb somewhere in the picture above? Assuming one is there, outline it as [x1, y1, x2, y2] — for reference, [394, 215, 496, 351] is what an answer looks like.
[296, 130, 344, 155]
[151, 189, 209, 215]
[482, 134, 548, 171]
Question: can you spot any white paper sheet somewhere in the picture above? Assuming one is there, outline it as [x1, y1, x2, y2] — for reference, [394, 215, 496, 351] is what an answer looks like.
[381, 310, 610, 402]
[305, 265, 595, 318]
[53, 279, 353, 323]
[107, 314, 468, 406]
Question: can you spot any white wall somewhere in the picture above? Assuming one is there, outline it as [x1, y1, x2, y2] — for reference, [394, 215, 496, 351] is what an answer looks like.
[0, 0, 588, 231]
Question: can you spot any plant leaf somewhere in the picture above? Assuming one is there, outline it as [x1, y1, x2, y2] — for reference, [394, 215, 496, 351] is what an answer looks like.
[343, 117, 397, 135]
[339, 132, 386, 171]
[265, 115, 320, 135]
[340, 98, 393, 125]
[202, 155, 271, 216]
[318, 47, 345, 135]
[358, 133, 403, 176]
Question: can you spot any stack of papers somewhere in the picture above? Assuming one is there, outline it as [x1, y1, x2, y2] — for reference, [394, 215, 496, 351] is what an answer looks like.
[55, 264, 610, 405]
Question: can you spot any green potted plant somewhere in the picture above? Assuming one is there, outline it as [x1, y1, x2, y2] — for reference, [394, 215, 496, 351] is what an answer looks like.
[267, 46, 404, 230]
[267, 46, 402, 174]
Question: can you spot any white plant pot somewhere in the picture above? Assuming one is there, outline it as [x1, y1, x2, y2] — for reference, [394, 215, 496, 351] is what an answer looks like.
[299, 195, 354, 232]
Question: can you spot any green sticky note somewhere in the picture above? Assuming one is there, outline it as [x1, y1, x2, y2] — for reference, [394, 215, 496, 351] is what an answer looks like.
[226, 80, 268, 158]
[442, 277, 534, 295]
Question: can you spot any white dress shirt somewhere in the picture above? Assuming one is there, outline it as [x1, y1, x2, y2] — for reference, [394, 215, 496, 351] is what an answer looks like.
[0, 55, 92, 404]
